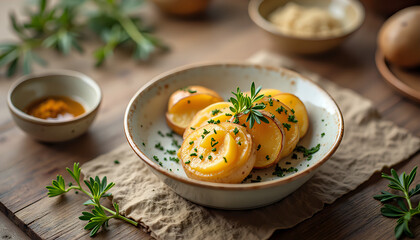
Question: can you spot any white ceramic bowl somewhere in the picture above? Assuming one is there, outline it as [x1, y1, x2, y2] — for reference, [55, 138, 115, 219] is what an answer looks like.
[125, 63, 343, 209]
[7, 70, 102, 142]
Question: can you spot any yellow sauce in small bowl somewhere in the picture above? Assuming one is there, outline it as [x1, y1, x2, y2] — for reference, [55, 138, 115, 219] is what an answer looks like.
[26, 96, 85, 121]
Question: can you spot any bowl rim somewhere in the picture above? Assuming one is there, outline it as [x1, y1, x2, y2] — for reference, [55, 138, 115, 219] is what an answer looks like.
[124, 62, 344, 190]
[248, 0, 365, 41]
[7, 69, 102, 126]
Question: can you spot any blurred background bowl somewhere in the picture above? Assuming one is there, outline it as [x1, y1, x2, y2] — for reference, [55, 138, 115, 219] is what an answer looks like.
[249, 0, 365, 54]
[7, 70, 102, 142]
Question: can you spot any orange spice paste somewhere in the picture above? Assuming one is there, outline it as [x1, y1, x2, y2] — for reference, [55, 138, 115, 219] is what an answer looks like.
[26, 96, 85, 120]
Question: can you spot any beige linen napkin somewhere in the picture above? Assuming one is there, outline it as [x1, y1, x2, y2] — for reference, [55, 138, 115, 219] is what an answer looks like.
[82, 51, 420, 240]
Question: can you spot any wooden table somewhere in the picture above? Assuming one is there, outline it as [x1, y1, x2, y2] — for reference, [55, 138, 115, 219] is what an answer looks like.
[1, 1, 419, 239]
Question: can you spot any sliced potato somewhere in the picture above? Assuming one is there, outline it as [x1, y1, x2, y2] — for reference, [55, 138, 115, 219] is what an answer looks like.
[232, 111, 284, 169]
[168, 86, 223, 111]
[273, 93, 309, 138]
[183, 102, 233, 139]
[179, 123, 256, 183]
[244, 88, 282, 98]
[256, 97, 300, 159]
[166, 88, 223, 135]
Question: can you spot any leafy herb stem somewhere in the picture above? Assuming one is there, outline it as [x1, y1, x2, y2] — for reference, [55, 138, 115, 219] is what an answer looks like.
[46, 163, 138, 237]
[373, 166, 420, 239]
[229, 82, 268, 128]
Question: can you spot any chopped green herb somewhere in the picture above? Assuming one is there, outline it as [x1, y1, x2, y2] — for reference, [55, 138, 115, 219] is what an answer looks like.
[185, 160, 191, 164]
[225, 113, 232, 116]
[208, 155, 212, 160]
[257, 144, 261, 151]
[212, 148, 217, 152]
[291, 109, 295, 114]
[155, 143, 164, 151]
[207, 119, 215, 124]
[166, 150, 176, 155]
[142, 142, 146, 146]
[194, 148, 197, 152]
[158, 131, 164, 137]
[268, 98, 273, 106]
[114, 160, 120, 164]
[169, 157, 179, 163]
[241, 123, 247, 128]
[215, 120, 220, 124]
[223, 157, 227, 163]
[276, 106, 285, 114]
[288, 115, 298, 123]
[285, 109, 288, 114]
[199, 155, 203, 160]
[153, 156, 159, 161]
[266, 155, 270, 160]
[172, 140, 181, 148]
[158, 162, 163, 167]
[237, 141, 241, 146]
[190, 127, 196, 130]
[211, 109, 221, 116]
[189, 141, 194, 145]
[321, 133, 325, 137]
[213, 129, 217, 134]
[203, 129, 210, 135]
[270, 114, 275, 119]
[68, 182, 73, 187]
[322, 119, 325, 122]
[233, 117, 239, 124]
[201, 135, 205, 139]
[295, 144, 321, 157]
[282, 123, 291, 131]
[187, 100, 191, 104]
[166, 132, 174, 137]
[233, 127, 239, 135]
[211, 141, 219, 147]
[190, 153, 197, 157]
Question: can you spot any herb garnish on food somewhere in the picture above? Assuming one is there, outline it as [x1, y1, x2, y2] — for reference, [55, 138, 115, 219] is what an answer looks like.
[374, 167, 420, 239]
[229, 82, 268, 128]
[46, 163, 138, 237]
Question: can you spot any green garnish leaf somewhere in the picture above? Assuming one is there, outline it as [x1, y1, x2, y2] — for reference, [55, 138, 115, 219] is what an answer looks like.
[374, 167, 420, 239]
[46, 163, 138, 237]
[229, 82, 268, 128]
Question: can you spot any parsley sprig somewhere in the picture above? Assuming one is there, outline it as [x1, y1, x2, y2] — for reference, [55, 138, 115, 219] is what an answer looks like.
[374, 167, 420, 239]
[46, 163, 138, 237]
[229, 82, 268, 128]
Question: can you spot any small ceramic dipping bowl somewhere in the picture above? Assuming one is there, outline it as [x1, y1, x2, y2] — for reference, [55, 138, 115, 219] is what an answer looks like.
[7, 70, 102, 142]
[249, 0, 365, 54]
[125, 63, 344, 209]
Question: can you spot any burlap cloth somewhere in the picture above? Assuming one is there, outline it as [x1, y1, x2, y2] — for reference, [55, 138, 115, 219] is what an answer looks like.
[81, 51, 420, 240]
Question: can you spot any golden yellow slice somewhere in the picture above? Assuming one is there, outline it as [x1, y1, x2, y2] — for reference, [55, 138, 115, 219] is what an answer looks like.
[166, 86, 223, 135]
[244, 88, 282, 98]
[183, 102, 233, 139]
[232, 111, 284, 169]
[256, 97, 300, 159]
[274, 93, 309, 138]
[179, 123, 256, 183]
[167, 86, 222, 111]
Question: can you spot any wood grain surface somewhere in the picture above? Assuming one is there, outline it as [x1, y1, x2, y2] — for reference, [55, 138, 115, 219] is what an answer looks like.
[0, 1, 419, 239]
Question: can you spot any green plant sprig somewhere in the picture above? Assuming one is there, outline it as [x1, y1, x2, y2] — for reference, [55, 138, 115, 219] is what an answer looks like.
[46, 163, 138, 237]
[0, 0, 167, 77]
[229, 82, 269, 128]
[374, 166, 420, 239]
